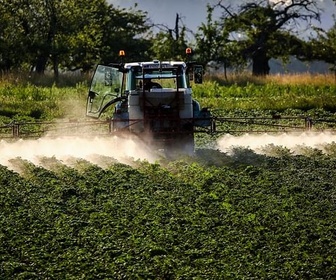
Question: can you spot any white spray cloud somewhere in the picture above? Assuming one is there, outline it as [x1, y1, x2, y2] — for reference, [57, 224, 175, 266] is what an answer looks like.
[2, 130, 336, 172]
[217, 132, 336, 154]
[0, 136, 159, 169]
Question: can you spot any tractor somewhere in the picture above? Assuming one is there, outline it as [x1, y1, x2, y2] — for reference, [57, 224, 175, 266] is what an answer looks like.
[86, 48, 212, 154]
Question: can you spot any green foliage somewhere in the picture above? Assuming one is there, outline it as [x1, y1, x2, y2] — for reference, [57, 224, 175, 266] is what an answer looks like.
[1, 76, 336, 125]
[0, 83, 87, 120]
[309, 24, 336, 72]
[95, 5, 152, 65]
[192, 81, 336, 111]
[0, 0, 151, 74]
[1, 74, 336, 278]
[200, 1, 325, 75]
[195, 5, 233, 67]
[1, 151, 336, 279]
[150, 14, 189, 61]
[1, 0, 335, 77]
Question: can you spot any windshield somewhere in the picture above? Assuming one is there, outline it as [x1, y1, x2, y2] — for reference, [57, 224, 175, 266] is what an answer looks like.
[129, 67, 187, 90]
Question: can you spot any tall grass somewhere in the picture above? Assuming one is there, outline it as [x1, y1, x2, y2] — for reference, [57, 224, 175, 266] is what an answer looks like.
[206, 72, 336, 86]
[1, 71, 336, 124]
[193, 73, 336, 112]
[0, 75, 88, 123]
[0, 71, 90, 87]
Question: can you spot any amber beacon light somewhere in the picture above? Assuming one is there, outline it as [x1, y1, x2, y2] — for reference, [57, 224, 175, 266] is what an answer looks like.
[119, 50, 125, 57]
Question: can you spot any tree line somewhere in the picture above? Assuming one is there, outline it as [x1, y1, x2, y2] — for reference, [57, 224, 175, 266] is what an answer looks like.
[0, 0, 335, 76]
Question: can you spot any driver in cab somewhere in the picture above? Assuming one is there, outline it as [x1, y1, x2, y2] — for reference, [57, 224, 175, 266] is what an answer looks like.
[144, 79, 162, 91]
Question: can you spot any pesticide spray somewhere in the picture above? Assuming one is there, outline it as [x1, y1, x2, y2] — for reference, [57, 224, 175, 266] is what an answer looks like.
[0, 136, 159, 170]
[216, 131, 336, 155]
[1, 132, 336, 170]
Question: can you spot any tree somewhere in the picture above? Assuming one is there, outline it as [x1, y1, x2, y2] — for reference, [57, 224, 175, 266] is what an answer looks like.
[99, 5, 152, 64]
[150, 14, 189, 61]
[309, 23, 336, 73]
[195, 4, 246, 77]
[0, 0, 151, 76]
[0, 0, 34, 71]
[58, 0, 111, 73]
[195, 5, 224, 66]
[206, 0, 322, 76]
[0, 0, 108, 75]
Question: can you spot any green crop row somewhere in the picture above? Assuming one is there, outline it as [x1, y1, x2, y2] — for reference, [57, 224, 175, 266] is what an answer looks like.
[1, 149, 336, 279]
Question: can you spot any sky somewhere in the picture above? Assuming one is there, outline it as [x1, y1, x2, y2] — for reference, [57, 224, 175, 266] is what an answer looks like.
[109, 0, 335, 33]
[109, 0, 218, 32]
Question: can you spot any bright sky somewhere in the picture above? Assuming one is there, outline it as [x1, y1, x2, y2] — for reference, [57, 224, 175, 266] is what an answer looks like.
[108, 0, 334, 33]
[109, 0, 216, 32]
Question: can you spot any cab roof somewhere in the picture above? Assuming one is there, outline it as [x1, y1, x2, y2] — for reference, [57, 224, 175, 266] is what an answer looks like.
[124, 61, 187, 70]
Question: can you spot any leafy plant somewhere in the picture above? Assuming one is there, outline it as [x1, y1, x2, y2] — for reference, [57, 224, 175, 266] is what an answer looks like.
[1, 150, 336, 279]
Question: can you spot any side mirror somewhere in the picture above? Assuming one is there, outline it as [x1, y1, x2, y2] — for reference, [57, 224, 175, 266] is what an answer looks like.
[88, 90, 96, 102]
[193, 65, 203, 84]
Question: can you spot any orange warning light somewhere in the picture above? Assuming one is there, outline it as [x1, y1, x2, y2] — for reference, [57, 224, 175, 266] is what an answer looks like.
[186, 48, 192, 55]
[119, 50, 125, 57]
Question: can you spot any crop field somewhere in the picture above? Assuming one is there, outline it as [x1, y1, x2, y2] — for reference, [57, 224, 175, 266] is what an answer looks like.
[1, 73, 336, 279]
